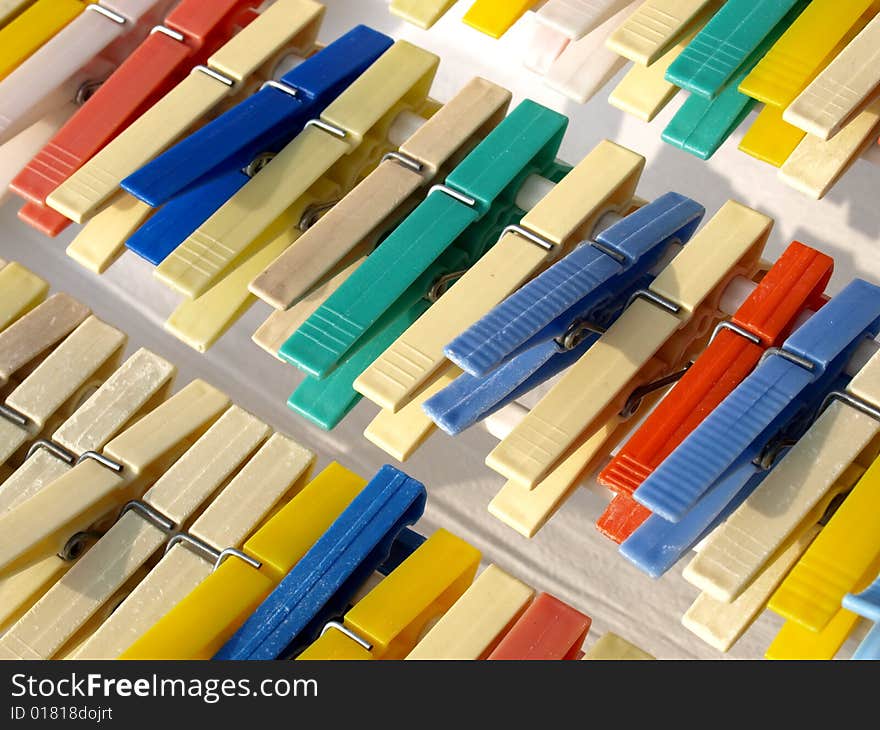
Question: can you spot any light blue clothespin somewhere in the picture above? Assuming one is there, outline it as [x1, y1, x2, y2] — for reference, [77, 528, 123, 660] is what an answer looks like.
[844, 575, 880, 660]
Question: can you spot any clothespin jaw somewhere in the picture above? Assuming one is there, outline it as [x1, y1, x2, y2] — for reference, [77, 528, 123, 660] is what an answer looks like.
[462, 0, 537, 39]
[582, 632, 654, 660]
[738, 106, 807, 168]
[389, 0, 457, 29]
[0, 262, 48, 333]
[487, 593, 591, 659]
[765, 606, 862, 660]
[598, 240, 834, 543]
[0, 0, 85, 83]
[214, 465, 427, 660]
[298, 529, 480, 660]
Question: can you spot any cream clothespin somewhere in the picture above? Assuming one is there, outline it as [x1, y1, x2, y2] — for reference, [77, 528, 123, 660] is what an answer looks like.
[486, 201, 770, 537]
[582, 632, 654, 659]
[389, 0, 457, 29]
[406, 564, 535, 659]
[0, 348, 175, 631]
[355, 140, 644, 414]
[0, 379, 229, 576]
[684, 348, 880, 604]
[0, 262, 47, 333]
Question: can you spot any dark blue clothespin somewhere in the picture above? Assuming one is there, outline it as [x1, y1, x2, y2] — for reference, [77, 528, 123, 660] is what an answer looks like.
[214, 464, 426, 660]
[121, 25, 392, 264]
[425, 193, 705, 434]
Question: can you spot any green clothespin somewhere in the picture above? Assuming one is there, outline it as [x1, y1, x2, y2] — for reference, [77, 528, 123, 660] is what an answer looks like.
[279, 100, 568, 380]
[665, 0, 810, 100]
[662, 9, 801, 159]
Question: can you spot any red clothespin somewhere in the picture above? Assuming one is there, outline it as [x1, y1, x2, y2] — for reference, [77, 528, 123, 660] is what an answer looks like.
[487, 593, 591, 660]
[10, 0, 260, 236]
[597, 240, 834, 543]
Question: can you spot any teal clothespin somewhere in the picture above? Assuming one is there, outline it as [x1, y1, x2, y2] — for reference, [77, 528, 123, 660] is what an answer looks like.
[662, 7, 802, 159]
[665, 0, 810, 100]
[279, 100, 569, 380]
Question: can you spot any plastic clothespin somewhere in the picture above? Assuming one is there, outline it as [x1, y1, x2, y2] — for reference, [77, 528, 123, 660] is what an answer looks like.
[0, 410, 304, 659]
[406, 564, 535, 659]
[487, 593, 591, 659]
[764, 605, 863, 660]
[598, 241, 833, 545]
[606, 0, 721, 65]
[0, 0, 85, 83]
[0, 349, 175, 633]
[685, 348, 880, 605]
[784, 13, 880, 140]
[485, 202, 770, 538]
[0, 316, 127, 467]
[213, 464, 426, 660]
[46, 0, 323, 227]
[250, 76, 512, 312]
[10, 0, 261, 237]
[427, 193, 704, 436]
[582, 632, 654, 660]
[118, 462, 367, 659]
[665, 0, 810, 100]
[355, 140, 645, 416]
[525, 0, 637, 74]
[844, 574, 880, 659]
[462, 0, 538, 39]
[624, 280, 880, 577]
[122, 25, 391, 266]
[280, 100, 567, 381]
[0, 1, 34, 29]
[389, 0, 457, 29]
[0, 380, 229, 577]
[738, 106, 810, 168]
[0, 262, 48, 333]
[297, 529, 480, 660]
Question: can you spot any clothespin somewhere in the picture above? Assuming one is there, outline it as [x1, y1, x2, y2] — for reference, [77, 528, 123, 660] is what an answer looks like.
[844, 574, 880, 659]
[389, 0, 457, 29]
[0, 379, 229, 576]
[737, 1, 880, 168]
[46, 0, 323, 227]
[297, 529, 480, 660]
[485, 201, 770, 538]
[355, 140, 645, 416]
[0, 349, 175, 633]
[665, 0, 809, 100]
[0, 262, 48, 333]
[0, 416, 314, 660]
[784, 14, 880, 140]
[249, 76, 512, 312]
[606, 0, 721, 65]
[0, 0, 173, 151]
[122, 25, 393, 265]
[487, 593, 591, 659]
[624, 280, 880, 577]
[684, 349, 880, 604]
[582, 632, 654, 660]
[406, 564, 535, 659]
[765, 605, 863, 660]
[598, 241, 833, 545]
[0, 0, 86, 83]
[428, 193, 703, 436]
[0, 1, 34, 29]
[525, 0, 637, 74]
[0, 316, 127, 467]
[213, 465, 426, 659]
[462, 0, 538, 39]
[10, 0, 262, 237]
[118, 462, 367, 659]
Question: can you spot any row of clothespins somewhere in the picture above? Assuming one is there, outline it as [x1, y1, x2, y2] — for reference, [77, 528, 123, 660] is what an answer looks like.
[0, 263, 654, 660]
[391, 0, 880, 197]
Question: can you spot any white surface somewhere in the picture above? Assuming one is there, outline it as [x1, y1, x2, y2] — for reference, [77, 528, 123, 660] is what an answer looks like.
[1, 0, 878, 659]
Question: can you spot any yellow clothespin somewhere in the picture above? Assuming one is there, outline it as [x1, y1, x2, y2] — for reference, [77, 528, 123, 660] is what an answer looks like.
[0, 379, 229, 576]
[463, 0, 538, 39]
[390, 0, 457, 29]
[582, 632, 654, 660]
[764, 594, 867, 660]
[486, 201, 770, 537]
[0, 349, 175, 632]
[406, 564, 534, 659]
[0, 261, 47, 333]
[0, 0, 84, 82]
[0, 1, 35, 29]
[355, 140, 645, 415]
[120, 462, 365, 659]
[738, 106, 812, 168]
[298, 529, 480, 660]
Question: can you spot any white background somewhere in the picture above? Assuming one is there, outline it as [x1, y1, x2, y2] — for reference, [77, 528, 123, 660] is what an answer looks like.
[2, 0, 878, 658]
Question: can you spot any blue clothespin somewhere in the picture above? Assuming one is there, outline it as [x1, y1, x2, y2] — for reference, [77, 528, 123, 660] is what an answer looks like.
[425, 193, 705, 435]
[214, 465, 426, 660]
[121, 25, 392, 264]
[633, 280, 880, 524]
[844, 575, 880, 660]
